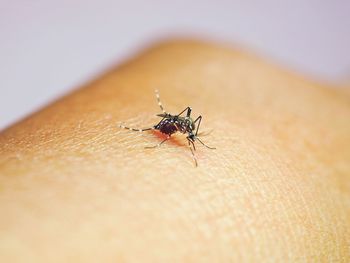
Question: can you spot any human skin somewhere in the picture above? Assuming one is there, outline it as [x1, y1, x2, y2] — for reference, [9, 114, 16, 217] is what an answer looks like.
[0, 40, 349, 262]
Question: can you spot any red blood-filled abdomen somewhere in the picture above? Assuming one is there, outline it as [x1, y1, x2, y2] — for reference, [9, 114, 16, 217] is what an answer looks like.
[159, 121, 177, 135]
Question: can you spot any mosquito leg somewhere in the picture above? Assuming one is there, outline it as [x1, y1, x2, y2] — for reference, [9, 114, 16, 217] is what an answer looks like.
[155, 90, 167, 114]
[196, 137, 216, 149]
[193, 115, 202, 136]
[193, 116, 215, 148]
[145, 135, 171, 149]
[119, 123, 154, 132]
[188, 140, 198, 167]
[177, 107, 192, 117]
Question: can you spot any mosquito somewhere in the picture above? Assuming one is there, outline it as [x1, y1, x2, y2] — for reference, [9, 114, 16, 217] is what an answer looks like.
[119, 90, 215, 166]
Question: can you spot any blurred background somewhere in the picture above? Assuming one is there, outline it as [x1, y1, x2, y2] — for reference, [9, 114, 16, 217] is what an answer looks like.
[1, 0, 349, 130]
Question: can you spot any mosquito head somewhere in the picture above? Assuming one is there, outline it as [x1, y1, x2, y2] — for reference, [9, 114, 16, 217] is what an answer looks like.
[188, 133, 196, 142]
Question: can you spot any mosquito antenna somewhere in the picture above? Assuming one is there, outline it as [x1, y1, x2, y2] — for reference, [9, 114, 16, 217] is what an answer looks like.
[197, 129, 213, 137]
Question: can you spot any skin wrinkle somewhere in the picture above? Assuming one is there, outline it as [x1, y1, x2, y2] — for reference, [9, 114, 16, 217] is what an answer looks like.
[0, 40, 349, 262]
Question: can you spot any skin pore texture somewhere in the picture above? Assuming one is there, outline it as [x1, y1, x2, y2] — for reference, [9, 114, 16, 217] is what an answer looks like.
[0, 40, 349, 262]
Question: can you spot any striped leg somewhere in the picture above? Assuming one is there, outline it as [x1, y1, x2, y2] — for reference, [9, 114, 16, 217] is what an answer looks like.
[145, 135, 171, 149]
[119, 123, 154, 132]
[155, 89, 167, 114]
[188, 140, 198, 167]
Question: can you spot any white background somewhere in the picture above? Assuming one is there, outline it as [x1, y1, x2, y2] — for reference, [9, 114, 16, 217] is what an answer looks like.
[1, 0, 349, 130]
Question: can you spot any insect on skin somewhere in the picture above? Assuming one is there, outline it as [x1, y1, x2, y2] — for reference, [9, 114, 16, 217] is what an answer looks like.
[119, 90, 215, 166]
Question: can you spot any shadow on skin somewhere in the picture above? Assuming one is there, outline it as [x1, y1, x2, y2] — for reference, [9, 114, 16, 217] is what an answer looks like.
[150, 130, 185, 147]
